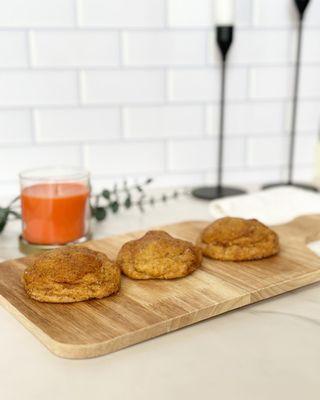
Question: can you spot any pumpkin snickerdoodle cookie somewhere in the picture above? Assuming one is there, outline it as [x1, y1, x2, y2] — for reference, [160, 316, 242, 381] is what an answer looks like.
[117, 230, 202, 280]
[198, 217, 280, 261]
[23, 246, 121, 303]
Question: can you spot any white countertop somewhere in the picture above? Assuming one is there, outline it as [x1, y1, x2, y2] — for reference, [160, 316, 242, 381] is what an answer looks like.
[1, 191, 320, 400]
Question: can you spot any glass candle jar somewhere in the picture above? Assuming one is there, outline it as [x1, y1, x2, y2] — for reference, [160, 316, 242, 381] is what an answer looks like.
[20, 167, 91, 249]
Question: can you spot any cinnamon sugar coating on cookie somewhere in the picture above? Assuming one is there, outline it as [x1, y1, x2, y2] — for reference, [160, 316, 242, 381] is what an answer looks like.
[117, 230, 202, 279]
[198, 217, 279, 261]
[24, 246, 120, 303]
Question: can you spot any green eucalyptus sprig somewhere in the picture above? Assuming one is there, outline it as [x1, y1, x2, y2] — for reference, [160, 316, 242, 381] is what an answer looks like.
[90, 178, 153, 221]
[90, 178, 186, 221]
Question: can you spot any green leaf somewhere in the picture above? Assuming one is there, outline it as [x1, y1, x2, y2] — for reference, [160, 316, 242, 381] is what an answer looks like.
[102, 190, 110, 200]
[110, 201, 119, 213]
[0, 208, 9, 233]
[145, 178, 153, 184]
[93, 207, 107, 221]
[124, 195, 132, 209]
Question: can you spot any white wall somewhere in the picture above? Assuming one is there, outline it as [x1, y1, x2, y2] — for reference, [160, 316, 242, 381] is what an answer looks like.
[0, 0, 319, 194]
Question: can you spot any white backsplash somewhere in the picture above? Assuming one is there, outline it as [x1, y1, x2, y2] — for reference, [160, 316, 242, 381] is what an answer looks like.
[0, 0, 319, 194]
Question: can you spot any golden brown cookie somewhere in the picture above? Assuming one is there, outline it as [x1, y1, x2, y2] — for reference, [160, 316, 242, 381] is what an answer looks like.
[198, 217, 280, 261]
[23, 246, 121, 303]
[117, 230, 202, 279]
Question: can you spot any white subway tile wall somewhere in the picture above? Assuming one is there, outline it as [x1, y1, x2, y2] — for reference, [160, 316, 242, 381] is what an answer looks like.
[0, 0, 319, 193]
[85, 142, 166, 175]
[30, 31, 120, 67]
[123, 105, 204, 138]
[0, 0, 76, 28]
[168, 68, 248, 101]
[0, 144, 82, 181]
[79, 0, 165, 28]
[168, 137, 246, 171]
[0, 71, 78, 106]
[35, 108, 121, 142]
[82, 70, 165, 104]
[122, 31, 207, 66]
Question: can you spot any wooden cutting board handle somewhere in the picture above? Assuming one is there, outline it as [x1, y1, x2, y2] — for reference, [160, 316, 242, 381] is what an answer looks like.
[275, 214, 320, 243]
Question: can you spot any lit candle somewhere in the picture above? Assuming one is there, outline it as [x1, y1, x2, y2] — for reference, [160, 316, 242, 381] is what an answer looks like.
[20, 168, 90, 245]
[214, 0, 235, 26]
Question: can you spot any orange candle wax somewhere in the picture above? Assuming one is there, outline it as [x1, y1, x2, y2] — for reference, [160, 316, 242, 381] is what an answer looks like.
[21, 182, 90, 245]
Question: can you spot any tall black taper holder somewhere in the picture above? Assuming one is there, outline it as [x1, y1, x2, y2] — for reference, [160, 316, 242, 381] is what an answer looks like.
[263, 0, 317, 192]
[192, 26, 246, 200]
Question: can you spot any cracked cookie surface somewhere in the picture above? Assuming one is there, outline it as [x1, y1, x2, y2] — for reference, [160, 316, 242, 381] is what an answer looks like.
[117, 230, 202, 280]
[23, 246, 120, 303]
[198, 217, 280, 261]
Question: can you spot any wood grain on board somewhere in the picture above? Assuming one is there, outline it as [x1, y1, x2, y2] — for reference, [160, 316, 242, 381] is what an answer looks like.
[0, 215, 320, 359]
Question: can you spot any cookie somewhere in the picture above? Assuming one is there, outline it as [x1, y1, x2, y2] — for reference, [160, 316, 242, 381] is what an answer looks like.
[117, 230, 202, 279]
[23, 246, 121, 303]
[198, 217, 280, 261]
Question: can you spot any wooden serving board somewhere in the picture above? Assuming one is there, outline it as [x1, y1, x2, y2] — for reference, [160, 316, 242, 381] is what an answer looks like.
[0, 215, 320, 359]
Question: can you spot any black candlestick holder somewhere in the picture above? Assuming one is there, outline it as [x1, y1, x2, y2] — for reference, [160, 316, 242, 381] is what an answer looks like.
[192, 26, 246, 200]
[262, 0, 318, 192]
